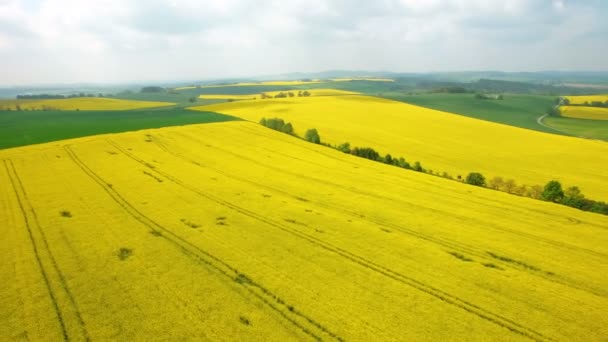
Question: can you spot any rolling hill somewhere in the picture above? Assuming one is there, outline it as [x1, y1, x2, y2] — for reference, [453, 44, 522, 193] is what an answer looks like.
[195, 94, 608, 201]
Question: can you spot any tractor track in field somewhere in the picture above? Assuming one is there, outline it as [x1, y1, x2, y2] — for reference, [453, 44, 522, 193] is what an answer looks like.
[175, 128, 608, 260]
[63, 144, 342, 342]
[107, 139, 552, 341]
[3, 159, 90, 342]
[150, 132, 607, 298]
[227, 130, 608, 258]
[235, 123, 608, 231]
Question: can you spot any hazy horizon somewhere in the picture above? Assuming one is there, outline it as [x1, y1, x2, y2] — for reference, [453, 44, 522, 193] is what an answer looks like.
[1, 0, 607, 85]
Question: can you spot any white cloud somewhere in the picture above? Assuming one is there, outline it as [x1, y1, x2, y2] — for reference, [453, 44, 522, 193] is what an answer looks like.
[0, 0, 606, 84]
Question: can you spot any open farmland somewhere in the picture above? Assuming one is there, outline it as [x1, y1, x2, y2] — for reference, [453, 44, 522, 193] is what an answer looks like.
[0, 108, 236, 149]
[199, 89, 359, 100]
[1, 121, 607, 341]
[559, 105, 608, 120]
[384, 93, 556, 133]
[195, 94, 608, 201]
[0, 97, 175, 111]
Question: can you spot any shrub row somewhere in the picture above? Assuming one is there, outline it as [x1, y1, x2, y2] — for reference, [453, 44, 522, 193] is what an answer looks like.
[257, 118, 607, 216]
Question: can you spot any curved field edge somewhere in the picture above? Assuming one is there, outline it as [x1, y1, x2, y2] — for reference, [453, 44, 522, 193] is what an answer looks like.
[542, 116, 608, 141]
[0, 108, 239, 150]
[192, 95, 608, 201]
[1, 120, 607, 340]
[381, 93, 558, 134]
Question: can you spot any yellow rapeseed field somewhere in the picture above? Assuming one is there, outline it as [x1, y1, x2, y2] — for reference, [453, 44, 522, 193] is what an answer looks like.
[0, 97, 174, 111]
[1, 121, 607, 340]
[199, 89, 358, 101]
[195, 94, 608, 200]
[0, 121, 606, 340]
[560, 105, 608, 120]
[564, 95, 608, 105]
[330, 77, 395, 82]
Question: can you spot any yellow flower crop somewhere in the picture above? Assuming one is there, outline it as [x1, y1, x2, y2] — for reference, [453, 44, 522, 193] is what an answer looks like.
[560, 105, 608, 120]
[195, 94, 608, 200]
[565, 95, 608, 105]
[1, 121, 607, 340]
[0, 97, 174, 111]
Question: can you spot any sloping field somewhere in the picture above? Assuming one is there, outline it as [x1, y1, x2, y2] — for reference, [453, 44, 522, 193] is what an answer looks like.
[1, 121, 607, 340]
[196, 95, 608, 200]
[0, 97, 174, 111]
[385, 93, 556, 133]
[565, 95, 608, 105]
[199, 89, 358, 100]
[560, 105, 608, 120]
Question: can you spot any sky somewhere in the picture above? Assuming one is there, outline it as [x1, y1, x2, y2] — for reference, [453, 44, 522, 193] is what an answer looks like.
[0, 0, 607, 85]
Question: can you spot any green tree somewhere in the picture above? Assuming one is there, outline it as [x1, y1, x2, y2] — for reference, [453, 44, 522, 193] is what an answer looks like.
[282, 122, 294, 135]
[336, 142, 351, 153]
[412, 161, 425, 172]
[541, 180, 564, 203]
[304, 128, 321, 144]
[351, 147, 380, 161]
[562, 186, 585, 208]
[397, 157, 411, 169]
[384, 154, 393, 165]
[465, 172, 486, 187]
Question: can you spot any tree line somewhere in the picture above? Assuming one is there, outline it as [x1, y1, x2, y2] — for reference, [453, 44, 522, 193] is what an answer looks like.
[260, 91, 311, 99]
[258, 117, 608, 216]
[561, 98, 608, 108]
[466, 174, 608, 215]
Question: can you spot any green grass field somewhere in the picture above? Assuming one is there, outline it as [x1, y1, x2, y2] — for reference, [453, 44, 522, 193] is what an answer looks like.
[0, 108, 237, 149]
[543, 116, 608, 141]
[383, 93, 557, 133]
